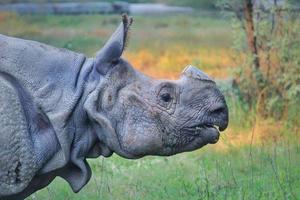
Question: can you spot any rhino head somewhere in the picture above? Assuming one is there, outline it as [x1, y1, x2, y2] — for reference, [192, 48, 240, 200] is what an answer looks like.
[85, 15, 229, 159]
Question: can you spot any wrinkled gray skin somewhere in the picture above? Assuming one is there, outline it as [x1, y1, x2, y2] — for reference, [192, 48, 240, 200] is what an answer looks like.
[0, 15, 228, 200]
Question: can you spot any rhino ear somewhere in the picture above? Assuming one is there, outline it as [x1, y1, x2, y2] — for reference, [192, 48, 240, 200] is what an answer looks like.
[95, 14, 133, 75]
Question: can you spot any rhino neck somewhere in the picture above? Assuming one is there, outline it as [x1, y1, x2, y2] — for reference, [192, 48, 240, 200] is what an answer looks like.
[71, 59, 114, 159]
[46, 59, 114, 193]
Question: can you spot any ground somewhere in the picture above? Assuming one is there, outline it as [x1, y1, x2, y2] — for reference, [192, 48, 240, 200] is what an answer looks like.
[0, 12, 299, 200]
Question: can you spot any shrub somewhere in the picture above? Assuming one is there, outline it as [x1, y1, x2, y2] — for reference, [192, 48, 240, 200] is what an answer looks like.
[217, 0, 300, 125]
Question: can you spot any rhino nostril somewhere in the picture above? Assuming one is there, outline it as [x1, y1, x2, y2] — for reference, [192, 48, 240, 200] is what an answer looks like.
[209, 102, 229, 131]
[213, 107, 224, 115]
[210, 103, 226, 115]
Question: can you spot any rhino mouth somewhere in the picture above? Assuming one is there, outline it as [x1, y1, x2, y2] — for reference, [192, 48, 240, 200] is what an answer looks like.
[182, 124, 223, 144]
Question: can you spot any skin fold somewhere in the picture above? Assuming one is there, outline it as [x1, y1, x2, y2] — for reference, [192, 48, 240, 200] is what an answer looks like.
[0, 15, 228, 200]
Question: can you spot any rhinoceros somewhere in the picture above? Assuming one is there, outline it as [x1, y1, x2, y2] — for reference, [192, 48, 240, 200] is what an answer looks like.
[0, 15, 228, 199]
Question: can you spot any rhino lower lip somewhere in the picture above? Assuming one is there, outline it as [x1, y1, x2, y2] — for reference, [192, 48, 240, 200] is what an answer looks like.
[208, 127, 220, 144]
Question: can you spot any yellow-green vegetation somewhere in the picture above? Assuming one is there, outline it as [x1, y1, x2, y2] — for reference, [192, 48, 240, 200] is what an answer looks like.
[0, 13, 236, 78]
[0, 13, 299, 200]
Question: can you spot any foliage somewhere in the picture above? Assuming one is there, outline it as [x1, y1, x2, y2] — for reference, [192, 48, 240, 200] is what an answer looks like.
[217, 0, 300, 124]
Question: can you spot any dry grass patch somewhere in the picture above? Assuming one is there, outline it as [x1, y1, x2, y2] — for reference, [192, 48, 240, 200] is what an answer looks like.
[125, 47, 240, 79]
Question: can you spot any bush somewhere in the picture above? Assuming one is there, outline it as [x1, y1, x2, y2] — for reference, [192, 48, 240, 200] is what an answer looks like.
[218, 0, 300, 125]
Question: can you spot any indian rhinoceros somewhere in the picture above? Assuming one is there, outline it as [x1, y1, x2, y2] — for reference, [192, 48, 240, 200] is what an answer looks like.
[0, 15, 228, 200]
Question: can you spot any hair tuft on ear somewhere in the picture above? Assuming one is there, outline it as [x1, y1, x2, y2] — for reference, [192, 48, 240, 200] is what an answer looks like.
[122, 14, 133, 52]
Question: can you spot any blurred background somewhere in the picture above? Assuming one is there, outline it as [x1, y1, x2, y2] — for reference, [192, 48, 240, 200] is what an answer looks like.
[0, 0, 299, 199]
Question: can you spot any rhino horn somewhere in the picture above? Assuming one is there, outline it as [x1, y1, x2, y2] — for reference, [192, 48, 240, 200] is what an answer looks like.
[182, 65, 214, 82]
[95, 14, 133, 75]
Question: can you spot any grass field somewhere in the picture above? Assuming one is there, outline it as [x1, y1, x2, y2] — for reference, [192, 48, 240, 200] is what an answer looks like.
[29, 139, 300, 200]
[0, 12, 238, 79]
[0, 13, 299, 200]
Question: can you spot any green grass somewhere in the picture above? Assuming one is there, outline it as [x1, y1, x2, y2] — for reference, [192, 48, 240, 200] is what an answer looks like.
[29, 139, 300, 200]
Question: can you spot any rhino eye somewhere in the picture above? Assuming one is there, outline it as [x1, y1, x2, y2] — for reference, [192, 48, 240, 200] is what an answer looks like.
[157, 84, 176, 110]
[160, 93, 172, 102]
